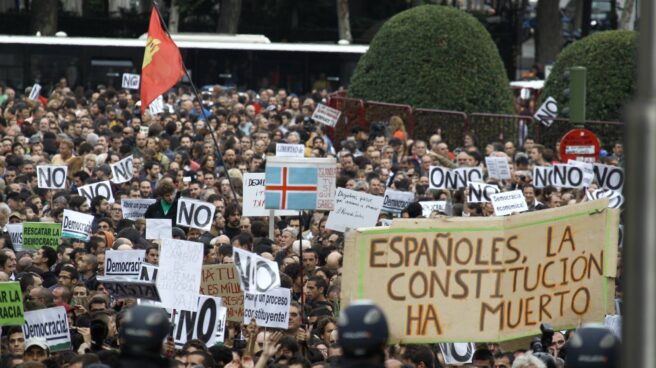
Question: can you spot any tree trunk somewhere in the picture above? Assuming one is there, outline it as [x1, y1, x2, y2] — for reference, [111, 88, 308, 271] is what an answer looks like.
[337, 0, 352, 43]
[31, 0, 58, 36]
[217, 0, 242, 34]
[169, 0, 180, 34]
[620, 0, 635, 30]
[535, 0, 563, 65]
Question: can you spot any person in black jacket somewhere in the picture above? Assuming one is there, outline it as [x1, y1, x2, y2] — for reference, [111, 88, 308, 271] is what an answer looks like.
[144, 179, 179, 227]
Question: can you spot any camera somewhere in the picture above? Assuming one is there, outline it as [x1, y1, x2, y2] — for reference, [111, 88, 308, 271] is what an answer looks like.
[530, 323, 554, 353]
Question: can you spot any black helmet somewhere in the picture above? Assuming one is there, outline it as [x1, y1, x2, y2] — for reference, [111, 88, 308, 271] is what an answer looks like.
[337, 300, 389, 357]
[119, 305, 171, 355]
[565, 324, 620, 368]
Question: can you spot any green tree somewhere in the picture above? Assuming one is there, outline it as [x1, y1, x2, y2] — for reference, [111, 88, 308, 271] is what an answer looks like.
[542, 30, 636, 121]
[348, 5, 513, 114]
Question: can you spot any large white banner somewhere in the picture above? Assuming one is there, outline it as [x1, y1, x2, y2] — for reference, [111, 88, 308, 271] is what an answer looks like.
[157, 239, 204, 311]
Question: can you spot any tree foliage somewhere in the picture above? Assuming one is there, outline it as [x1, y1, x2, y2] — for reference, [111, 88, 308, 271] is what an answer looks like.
[542, 30, 636, 121]
[348, 5, 513, 113]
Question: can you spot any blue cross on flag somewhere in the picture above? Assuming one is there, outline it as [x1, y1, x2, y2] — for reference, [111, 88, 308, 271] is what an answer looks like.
[265, 157, 337, 211]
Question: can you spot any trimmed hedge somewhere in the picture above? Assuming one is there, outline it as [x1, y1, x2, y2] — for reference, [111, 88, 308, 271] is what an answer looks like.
[348, 5, 513, 114]
[542, 30, 636, 122]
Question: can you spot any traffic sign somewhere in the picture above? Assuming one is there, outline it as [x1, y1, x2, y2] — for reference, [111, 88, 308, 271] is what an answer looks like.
[559, 128, 601, 163]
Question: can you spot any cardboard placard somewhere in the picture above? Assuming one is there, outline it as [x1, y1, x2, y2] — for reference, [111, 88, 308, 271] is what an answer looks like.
[122, 73, 141, 89]
[485, 157, 511, 180]
[146, 218, 172, 240]
[28, 83, 42, 100]
[275, 143, 305, 158]
[586, 189, 624, 209]
[121, 198, 156, 220]
[593, 164, 624, 192]
[200, 264, 244, 322]
[23, 306, 71, 352]
[61, 209, 94, 241]
[110, 155, 134, 184]
[341, 200, 619, 343]
[567, 160, 595, 187]
[533, 96, 558, 127]
[139, 263, 159, 282]
[0, 282, 25, 326]
[148, 95, 165, 115]
[6, 223, 23, 251]
[382, 189, 415, 214]
[36, 165, 68, 189]
[533, 166, 553, 188]
[242, 173, 298, 217]
[172, 295, 227, 349]
[419, 201, 447, 217]
[467, 182, 501, 203]
[97, 276, 161, 301]
[311, 103, 341, 127]
[176, 197, 216, 232]
[491, 190, 529, 216]
[243, 288, 292, 329]
[157, 239, 204, 311]
[233, 248, 281, 294]
[552, 164, 586, 189]
[264, 157, 337, 211]
[429, 166, 484, 190]
[78, 180, 115, 203]
[439, 343, 475, 365]
[22, 222, 61, 250]
[104, 250, 145, 278]
[326, 188, 384, 232]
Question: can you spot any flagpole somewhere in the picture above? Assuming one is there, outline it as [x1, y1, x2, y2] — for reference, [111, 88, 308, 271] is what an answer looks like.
[151, 2, 239, 201]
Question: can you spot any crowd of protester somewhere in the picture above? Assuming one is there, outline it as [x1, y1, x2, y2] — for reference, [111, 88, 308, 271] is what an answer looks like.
[0, 78, 623, 368]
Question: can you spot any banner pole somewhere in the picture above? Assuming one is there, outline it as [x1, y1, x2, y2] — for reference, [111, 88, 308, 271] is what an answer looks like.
[268, 210, 275, 240]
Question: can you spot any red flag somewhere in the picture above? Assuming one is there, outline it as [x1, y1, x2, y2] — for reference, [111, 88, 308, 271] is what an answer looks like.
[140, 7, 185, 114]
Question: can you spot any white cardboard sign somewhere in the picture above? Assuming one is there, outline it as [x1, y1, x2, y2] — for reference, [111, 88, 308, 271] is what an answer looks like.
[61, 209, 94, 241]
[552, 164, 586, 188]
[311, 103, 341, 127]
[326, 188, 384, 232]
[28, 83, 42, 100]
[23, 306, 71, 352]
[484, 157, 511, 180]
[233, 248, 281, 294]
[467, 182, 501, 203]
[176, 197, 216, 231]
[243, 288, 291, 329]
[157, 239, 204, 311]
[429, 166, 484, 190]
[78, 180, 115, 203]
[139, 263, 159, 282]
[242, 173, 298, 217]
[121, 198, 156, 220]
[419, 201, 447, 217]
[110, 155, 134, 184]
[104, 249, 145, 278]
[381, 189, 415, 214]
[275, 143, 305, 158]
[593, 164, 624, 192]
[439, 343, 475, 365]
[533, 166, 553, 188]
[567, 159, 594, 187]
[533, 96, 558, 127]
[491, 190, 529, 216]
[6, 223, 23, 251]
[122, 73, 141, 89]
[172, 295, 227, 348]
[146, 218, 172, 240]
[148, 95, 165, 115]
[36, 165, 68, 189]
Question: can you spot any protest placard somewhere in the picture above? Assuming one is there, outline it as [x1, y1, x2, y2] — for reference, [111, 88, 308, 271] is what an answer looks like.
[121, 73, 140, 89]
[233, 248, 281, 294]
[382, 189, 415, 215]
[326, 188, 384, 232]
[484, 157, 511, 180]
[22, 223, 61, 250]
[121, 198, 156, 220]
[276, 143, 305, 158]
[533, 166, 553, 188]
[242, 173, 298, 217]
[97, 276, 161, 301]
[586, 189, 624, 209]
[552, 164, 586, 188]
[341, 200, 619, 343]
[0, 282, 25, 326]
[157, 239, 204, 311]
[62, 209, 94, 241]
[593, 164, 624, 192]
[491, 190, 529, 216]
[146, 218, 172, 240]
[139, 263, 159, 282]
[23, 306, 71, 352]
[467, 182, 501, 203]
[419, 201, 447, 217]
[28, 83, 41, 100]
[200, 264, 244, 322]
[567, 160, 594, 187]
[176, 197, 216, 231]
[110, 155, 134, 184]
[243, 288, 291, 329]
[36, 165, 68, 189]
[311, 103, 341, 127]
[429, 167, 484, 190]
[439, 343, 475, 365]
[148, 95, 165, 115]
[78, 180, 115, 203]
[533, 96, 558, 127]
[104, 250, 145, 278]
[6, 223, 23, 251]
[172, 295, 227, 348]
[265, 157, 337, 211]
